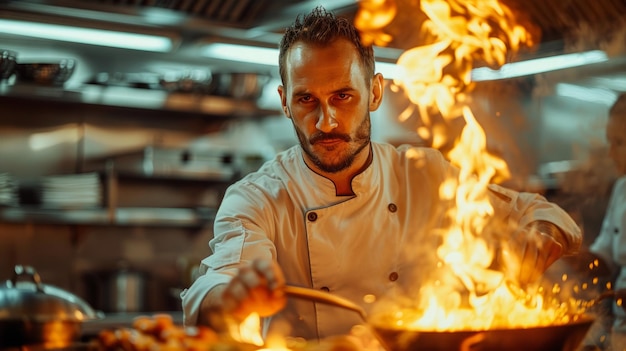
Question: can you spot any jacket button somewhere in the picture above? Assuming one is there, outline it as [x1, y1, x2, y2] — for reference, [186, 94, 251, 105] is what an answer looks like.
[321, 287, 330, 292]
[389, 272, 399, 281]
[388, 203, 397, 213]
[307, 212, 318, 221]
[615, 227, 620, 234]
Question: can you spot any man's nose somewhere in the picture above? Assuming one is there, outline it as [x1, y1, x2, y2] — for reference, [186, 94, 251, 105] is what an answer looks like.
[315, 105, 338, 132]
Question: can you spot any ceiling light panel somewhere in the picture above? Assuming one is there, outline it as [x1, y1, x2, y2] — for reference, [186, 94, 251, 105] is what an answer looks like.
[0, 19, 174, 52]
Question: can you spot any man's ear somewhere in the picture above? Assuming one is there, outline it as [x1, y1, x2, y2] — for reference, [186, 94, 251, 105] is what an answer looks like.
[369, 73, 384, 111]
[278, 85, 291, 118]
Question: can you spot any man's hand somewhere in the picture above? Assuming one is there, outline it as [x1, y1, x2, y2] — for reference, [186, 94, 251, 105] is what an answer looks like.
[500, 222, 564, 286]
[199, 258, 286, 329]
[222, 258, 287, 320]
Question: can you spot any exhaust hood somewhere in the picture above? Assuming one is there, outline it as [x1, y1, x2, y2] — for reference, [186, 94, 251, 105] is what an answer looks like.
[2, 0, 625, 54]
[0, 0, 624, 83]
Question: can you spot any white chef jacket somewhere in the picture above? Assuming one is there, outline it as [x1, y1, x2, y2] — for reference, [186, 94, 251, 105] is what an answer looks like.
[589, 176, 626, 332]
[181, 142, 582, 340]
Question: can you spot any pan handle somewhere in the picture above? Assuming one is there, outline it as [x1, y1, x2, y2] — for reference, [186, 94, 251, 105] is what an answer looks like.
[284, 285, 368, 321]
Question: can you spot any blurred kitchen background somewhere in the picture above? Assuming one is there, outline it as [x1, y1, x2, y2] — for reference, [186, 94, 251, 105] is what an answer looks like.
[0, 0, 625, 315]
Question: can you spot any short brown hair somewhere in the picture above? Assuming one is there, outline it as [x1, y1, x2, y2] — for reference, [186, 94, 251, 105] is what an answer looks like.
[278, 6, 375, 85]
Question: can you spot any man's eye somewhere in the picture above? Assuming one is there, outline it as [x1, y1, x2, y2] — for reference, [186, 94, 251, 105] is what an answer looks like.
[299, 95, 313, 103]
[337, 93, 349, 100]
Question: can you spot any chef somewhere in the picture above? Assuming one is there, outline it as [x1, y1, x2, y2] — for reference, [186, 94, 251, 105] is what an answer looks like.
[181, 6, 582, 340]
[588, 92, 626, 350]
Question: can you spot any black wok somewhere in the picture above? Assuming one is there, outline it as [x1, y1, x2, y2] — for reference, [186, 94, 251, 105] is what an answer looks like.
[284, 285, 594, 351]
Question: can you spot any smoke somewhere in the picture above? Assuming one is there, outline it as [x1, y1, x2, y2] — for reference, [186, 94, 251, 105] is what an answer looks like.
[568, 21, 626, 57]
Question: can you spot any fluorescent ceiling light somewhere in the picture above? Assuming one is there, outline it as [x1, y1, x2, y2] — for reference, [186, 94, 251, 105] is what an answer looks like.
[202, 43, 404, 79]
[0, 19, 173, 52]
[587, 76, 626, 92]
[471, 50, 609, 81]
[377, 62, 406, 80]
[203, 43, 278, 66]
[201, 43, 609, 83]
[555, 83, 618, 105]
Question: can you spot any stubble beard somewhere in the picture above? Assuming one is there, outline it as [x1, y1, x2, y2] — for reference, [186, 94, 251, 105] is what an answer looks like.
[293, 112, 371, 174]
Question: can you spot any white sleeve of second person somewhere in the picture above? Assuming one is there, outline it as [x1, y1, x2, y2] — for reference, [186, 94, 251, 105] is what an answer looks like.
[589, 177, 626, 264]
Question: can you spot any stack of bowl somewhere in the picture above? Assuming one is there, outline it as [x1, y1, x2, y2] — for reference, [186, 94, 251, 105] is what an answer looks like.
[0, 49, 17, 82]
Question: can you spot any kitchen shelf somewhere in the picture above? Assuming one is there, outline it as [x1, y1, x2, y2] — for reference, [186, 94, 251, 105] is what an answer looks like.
[0, 83, 280, 119]
[0, 166, 230, 228]
[0, 206, 216, 227]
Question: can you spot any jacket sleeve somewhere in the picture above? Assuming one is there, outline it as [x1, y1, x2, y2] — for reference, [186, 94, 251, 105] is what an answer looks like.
[589, 211, 616, 265]
[487, 183, 582, 255]
[420, 147, 582, 255]
[589, 177, 626, 263]
[181, 180, 277, 326]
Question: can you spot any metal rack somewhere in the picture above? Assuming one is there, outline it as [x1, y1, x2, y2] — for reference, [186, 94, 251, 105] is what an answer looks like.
[0, 167, 227, 227]
[0, 83, 279, 119]
[0, 206, 216, 227]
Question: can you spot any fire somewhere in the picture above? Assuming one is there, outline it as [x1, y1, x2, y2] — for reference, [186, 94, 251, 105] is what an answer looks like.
[394, 107, 578, 331]
[355, 0, 397, 47]
[356, 0, 535, 137]
[356, 0, 585, 331]
[229, 313, 265, 346]
[229, 313, 291, 350]
[438, 0, 529, 109]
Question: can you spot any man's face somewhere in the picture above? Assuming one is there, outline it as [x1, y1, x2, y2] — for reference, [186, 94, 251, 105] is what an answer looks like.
[278, 38, 383, 174]
[607, 114, 626, 175]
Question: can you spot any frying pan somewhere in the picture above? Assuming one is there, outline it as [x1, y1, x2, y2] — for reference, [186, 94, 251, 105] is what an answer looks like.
[284, 285, 594, 351]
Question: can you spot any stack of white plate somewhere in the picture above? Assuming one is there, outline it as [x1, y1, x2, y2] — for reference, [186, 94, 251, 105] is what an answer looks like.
[0, 173, 19, 207]
[40, 172, 102, 209]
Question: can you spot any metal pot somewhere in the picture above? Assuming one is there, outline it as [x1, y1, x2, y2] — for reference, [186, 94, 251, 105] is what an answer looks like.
[284, 285, 594, 351]
[83, 266, 149, 313]
[208, 72, 270, 100]
[0, 265, 101, 348]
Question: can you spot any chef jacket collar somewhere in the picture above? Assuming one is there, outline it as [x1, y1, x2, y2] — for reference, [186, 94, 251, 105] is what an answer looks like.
[296, 143, 378, 197]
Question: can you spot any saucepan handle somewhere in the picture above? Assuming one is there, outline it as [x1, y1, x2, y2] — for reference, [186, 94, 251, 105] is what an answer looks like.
[284, 285, 368, 321]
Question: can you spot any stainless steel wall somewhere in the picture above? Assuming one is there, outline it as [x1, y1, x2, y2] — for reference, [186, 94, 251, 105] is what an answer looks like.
[0, 96, 226, 312]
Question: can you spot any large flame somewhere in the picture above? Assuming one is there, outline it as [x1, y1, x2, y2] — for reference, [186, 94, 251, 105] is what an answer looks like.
[388, 107, 578, 331]
[356, 0, 584, 331]
[356, 0, 534, 136]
